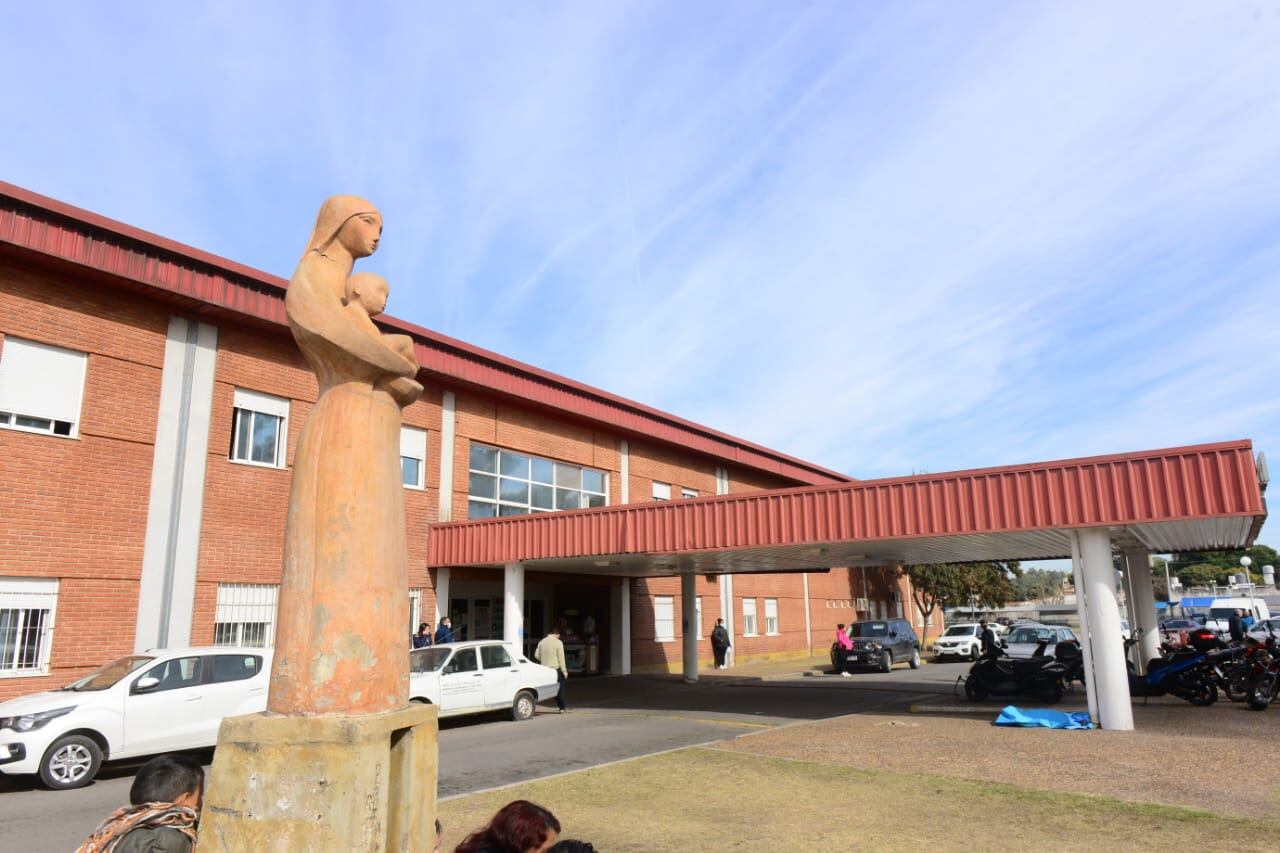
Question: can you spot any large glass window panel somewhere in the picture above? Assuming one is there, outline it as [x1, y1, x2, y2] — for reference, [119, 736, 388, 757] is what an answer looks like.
[531, 484, 554, 510]
[468, 501, 497, 519]
[468, 472, 497, 499]
[531, 458, 554, 484]
[234, 410, 252, 460]
[556, 489, 582, 510]
[555, 465, 581, 489]
[499, 477, 529, 504]
[500, 451, 530, 478]
[498, 504, 526, 517]
[582, 469, 606, 494]
[469, 444, 498, 473]
[585, 493, 606, 508]
[250, 413, 279, 465]
[402, 457, 422, 488]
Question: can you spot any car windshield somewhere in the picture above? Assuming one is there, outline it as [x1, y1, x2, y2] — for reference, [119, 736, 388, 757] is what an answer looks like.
[61, 655, 154, 691]
[850, 622, 889, 638]
[943, 626, 974, 637]
[1008, 627, 1054, 644]
[410, 647, 451, 673]
[1209, 608, 1242, 620]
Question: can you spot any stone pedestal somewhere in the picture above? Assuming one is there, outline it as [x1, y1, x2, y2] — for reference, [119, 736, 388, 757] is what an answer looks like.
[198, 703, 437, 852]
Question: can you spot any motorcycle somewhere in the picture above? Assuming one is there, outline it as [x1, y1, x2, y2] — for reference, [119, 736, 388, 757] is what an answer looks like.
[1244, 627, 1280, 710]
[963, 640, 1067, 704]
[1126, 642, 1221, 706]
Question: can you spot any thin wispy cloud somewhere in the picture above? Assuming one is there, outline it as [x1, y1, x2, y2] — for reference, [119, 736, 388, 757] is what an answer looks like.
[2, 1, 1276, 545]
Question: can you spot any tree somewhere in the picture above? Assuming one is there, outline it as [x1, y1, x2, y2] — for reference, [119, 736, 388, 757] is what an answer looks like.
[903, 561, 1022, 646]
[902, 564, 962, 647]
[1013, 569, 1068, 603]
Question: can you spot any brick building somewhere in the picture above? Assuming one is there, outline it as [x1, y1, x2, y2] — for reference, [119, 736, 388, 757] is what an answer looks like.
[0, 182, 938, 701]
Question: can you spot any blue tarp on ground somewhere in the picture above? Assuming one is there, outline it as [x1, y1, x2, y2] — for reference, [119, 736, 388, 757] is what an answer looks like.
[993, 705, 1094, 730]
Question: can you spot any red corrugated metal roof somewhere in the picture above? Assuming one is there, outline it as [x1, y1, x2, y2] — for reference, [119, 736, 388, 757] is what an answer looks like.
[427, 440, 1268, 570]
[0, 180, 848, 485]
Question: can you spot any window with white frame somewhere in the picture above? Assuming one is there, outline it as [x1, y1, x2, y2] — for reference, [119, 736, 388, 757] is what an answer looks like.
[742, 597, 758, 636]
[467, 443, 607, 519]
[681, 487, 698, 499]
[764, 598, 779, 635]
[652, 481, 671, 501]
[654, 596, 675, 642]
[214, 583, 279, 647]
[230, 389, 289, 468]
[0, 337, 88, 438]
[695, 596, 703, 638]
[401, 426, 427, 489]
[0, 577, 58, 676]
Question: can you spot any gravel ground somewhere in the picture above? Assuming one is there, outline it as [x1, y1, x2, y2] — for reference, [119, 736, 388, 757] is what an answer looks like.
[714, 697, 1280, 819]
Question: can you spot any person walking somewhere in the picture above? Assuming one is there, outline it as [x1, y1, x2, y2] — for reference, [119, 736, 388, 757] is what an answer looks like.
[834, 623, 853, 676]
[412, 622, 433, 649]
[535, 625, 570, 713]
[710, 618, 731, 669]
[1228, 609, 1245, 643]
[434, 616, 454, 645]
[979, 619, 1000, 659]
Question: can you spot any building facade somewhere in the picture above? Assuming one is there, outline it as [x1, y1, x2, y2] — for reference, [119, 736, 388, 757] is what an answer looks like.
[0, 183, 938, 700]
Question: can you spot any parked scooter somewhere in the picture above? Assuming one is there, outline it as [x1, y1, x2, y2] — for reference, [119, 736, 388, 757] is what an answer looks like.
[1126, 638, 1222, 706]
[964, 640, 1067, 703]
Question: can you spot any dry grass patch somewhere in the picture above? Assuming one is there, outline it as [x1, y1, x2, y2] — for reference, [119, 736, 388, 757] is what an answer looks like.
[437, 746, 1273, 852]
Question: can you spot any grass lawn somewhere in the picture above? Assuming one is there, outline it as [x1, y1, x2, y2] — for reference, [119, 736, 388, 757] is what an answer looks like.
[438, 746, 1275, 852]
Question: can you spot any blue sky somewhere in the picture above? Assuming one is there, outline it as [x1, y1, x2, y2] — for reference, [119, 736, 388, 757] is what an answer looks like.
[3, 2, 1278, 549]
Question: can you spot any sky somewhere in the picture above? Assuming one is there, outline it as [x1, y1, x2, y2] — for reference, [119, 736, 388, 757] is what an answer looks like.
[3, 2, 1278, 550]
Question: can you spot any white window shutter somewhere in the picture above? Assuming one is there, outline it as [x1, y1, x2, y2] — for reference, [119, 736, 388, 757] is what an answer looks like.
[0, 338, 88, 424]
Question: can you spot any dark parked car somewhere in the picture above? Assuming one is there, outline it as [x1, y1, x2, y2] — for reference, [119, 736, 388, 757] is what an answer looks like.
[831, 619, 921, 673]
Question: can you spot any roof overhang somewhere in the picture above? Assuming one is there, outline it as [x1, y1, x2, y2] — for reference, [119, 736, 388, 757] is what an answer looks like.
[428, 440, 1268, 577]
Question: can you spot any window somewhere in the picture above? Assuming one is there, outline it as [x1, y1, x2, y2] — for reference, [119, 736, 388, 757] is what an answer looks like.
[401, 426, 427, 489]
[209, 654, 263, 684]
[0, 578, 58, 677]
[681, 488, 698, 499]
[467, 443, 607, 519]
[445, 647, 478, 673]
[764, 598, 779, 635]
[654, 596, 675, 642]
[214, 583, 278, 647]
[480, 644, 513, 669]
[0, 337, 87, 438]
[230, 388, 289, 468]
[652, 482, 671, 501]
[742, 598, 758, 636]
[138, 655, 203, 692]
[695, 596, 703, 639]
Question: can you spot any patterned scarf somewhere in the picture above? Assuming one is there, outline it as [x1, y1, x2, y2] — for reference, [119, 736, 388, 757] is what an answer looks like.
[76, 802, 199, 853]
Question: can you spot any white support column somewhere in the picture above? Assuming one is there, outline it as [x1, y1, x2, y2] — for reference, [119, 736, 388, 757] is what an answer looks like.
[1120, 564, 1143, 674]
[437, 391, 456, 521]
[715, 466, 734, 667]
[1125, 547, 1161, 668]
[619, 439, 630, 504]
[1078, 528, 1134, 731]
[503, 563, 525, 648]
[611, 578, 631, 675]
[434, 568, 451, 625]
[1069, 532, 1099, 723]
[802, 573, 813, 657]
[681, 573, 699, 683]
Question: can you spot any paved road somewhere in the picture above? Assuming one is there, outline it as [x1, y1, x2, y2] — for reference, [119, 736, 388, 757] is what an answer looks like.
[0, 662, 971, 851]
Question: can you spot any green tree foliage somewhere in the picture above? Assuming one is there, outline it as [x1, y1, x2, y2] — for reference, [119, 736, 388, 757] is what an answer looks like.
[903, 561, 1022, 645]
[1012, 569, 1068, 603]
[1169, 545, 1278, 578]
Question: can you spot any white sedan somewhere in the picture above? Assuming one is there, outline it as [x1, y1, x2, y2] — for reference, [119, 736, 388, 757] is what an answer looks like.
[409, 641, 559, 721]
[0, 647, 270, 790]
[1002, 624, 1079, 659]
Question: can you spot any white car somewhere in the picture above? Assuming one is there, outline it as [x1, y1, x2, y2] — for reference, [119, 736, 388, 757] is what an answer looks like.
[1002, 624, 1079, 659]
[0, 647, 270, 790]
[932, 624, 986, 660]
[409, 641, 559, 721]
[1247, 617, 1280, 642]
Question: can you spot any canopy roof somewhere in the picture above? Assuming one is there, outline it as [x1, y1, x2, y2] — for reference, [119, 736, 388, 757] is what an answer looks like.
[428, 440, 1268, 577]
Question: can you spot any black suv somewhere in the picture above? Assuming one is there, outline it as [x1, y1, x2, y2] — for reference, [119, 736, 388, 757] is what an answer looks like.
[831, 619, 921, 673]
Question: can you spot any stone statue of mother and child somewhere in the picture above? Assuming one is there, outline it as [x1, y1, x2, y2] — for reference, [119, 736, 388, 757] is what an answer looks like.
[200, 197, 437, 851]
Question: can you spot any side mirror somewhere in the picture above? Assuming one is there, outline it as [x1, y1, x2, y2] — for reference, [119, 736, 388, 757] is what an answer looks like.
[133, 676, 160, 694]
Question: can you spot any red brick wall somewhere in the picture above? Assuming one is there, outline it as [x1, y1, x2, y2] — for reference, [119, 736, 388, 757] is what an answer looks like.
[0, 261, 168, 698]
[627, 440, 717, 502]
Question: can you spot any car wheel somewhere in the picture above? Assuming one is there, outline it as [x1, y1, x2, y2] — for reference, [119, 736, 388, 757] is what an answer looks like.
[969, 645, 980, 662]
[511, 690, 537, 722]
[39, 734, 102, 790]
[909, 648, 921, 670]
[880, 651, 893, 674]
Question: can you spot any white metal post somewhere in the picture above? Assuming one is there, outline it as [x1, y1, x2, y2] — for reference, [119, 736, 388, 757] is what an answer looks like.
[1124, 548, 1161, 668]
[434, 567, 451, 626]
[681, 573, 699, 683]
[611, 578, 631, 675]
[503, 563, 525, 648]
[1078, 529, 1134, 731]
[1069, 532, 1100, 724]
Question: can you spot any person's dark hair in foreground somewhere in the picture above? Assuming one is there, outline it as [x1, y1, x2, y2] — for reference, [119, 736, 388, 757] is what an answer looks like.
[454, 799, 561, 853]
[77, 754, 204, 853]
[548, 841, 596, 853]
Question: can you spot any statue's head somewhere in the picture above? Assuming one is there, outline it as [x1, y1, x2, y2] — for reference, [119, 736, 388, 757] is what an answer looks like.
[345, 272, 390, 317]
[305, 195, 382, 259]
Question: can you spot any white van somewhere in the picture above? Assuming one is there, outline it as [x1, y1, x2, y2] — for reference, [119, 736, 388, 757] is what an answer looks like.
[1203, 598, 1271, 636]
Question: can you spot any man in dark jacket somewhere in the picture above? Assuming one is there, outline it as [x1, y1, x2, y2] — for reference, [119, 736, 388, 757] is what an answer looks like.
[1228, 609, 1245, 643]
[979, 620, 1001, 659]
[710, 618, 731, 669]
[434, 616, 454, 645]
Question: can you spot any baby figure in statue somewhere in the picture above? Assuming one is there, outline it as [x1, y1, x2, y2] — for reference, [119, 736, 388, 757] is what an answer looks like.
[344, 271, 423, 407]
